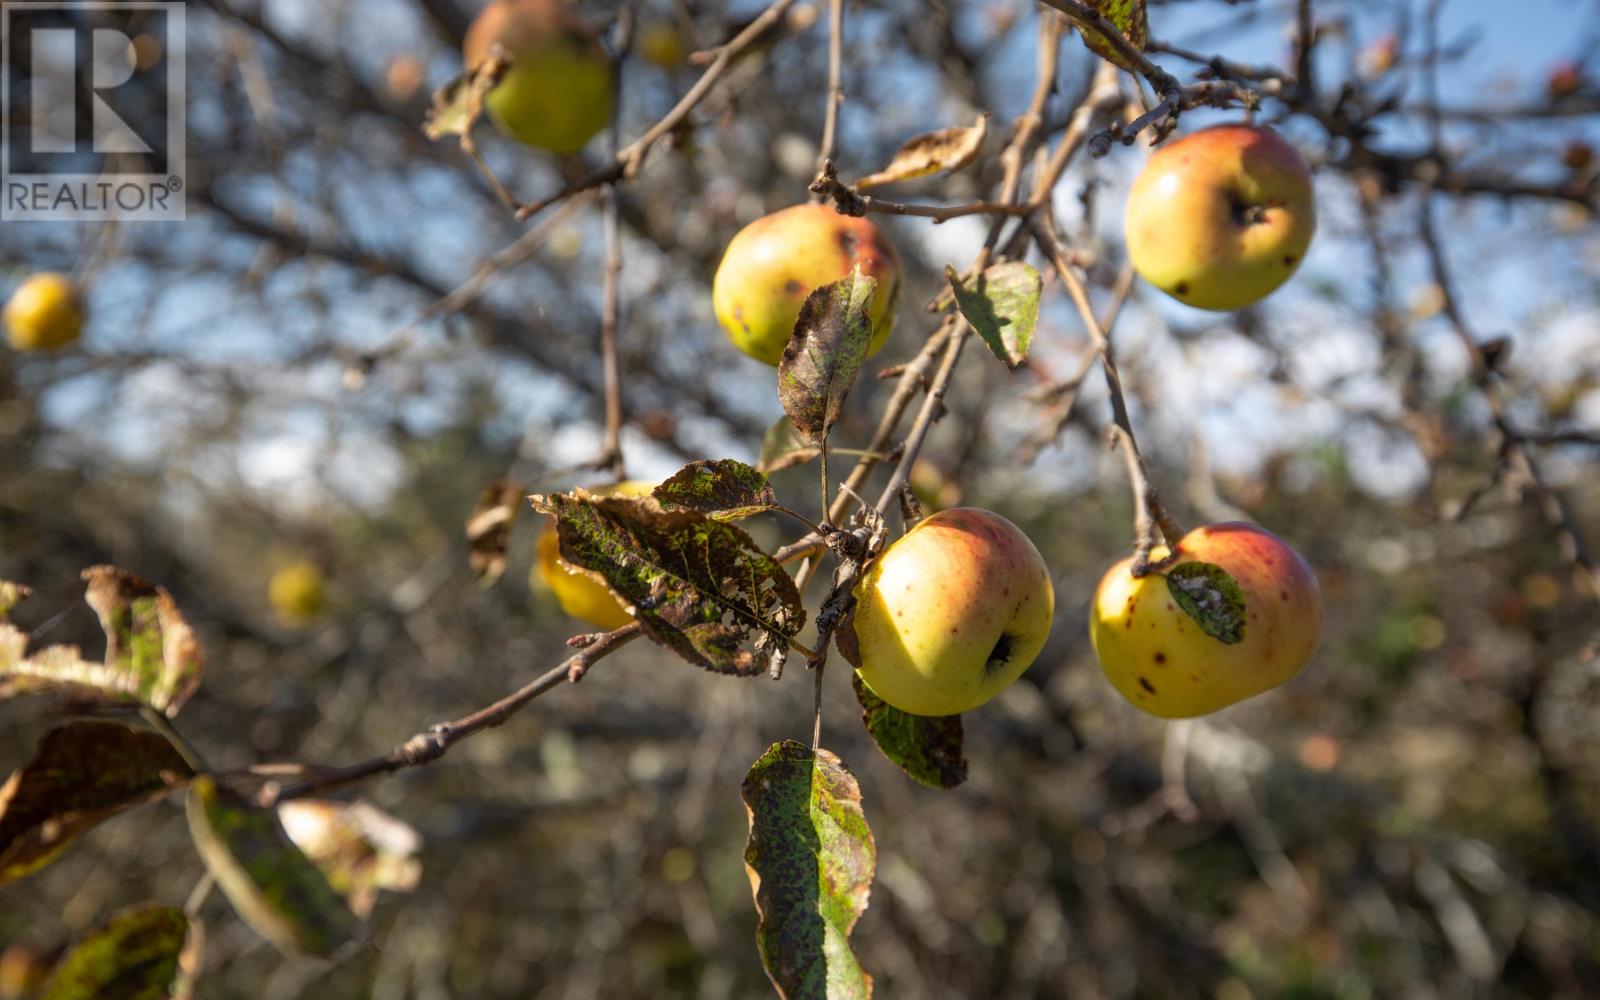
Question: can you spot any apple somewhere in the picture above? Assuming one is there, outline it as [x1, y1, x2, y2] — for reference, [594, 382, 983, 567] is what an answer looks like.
[1548, 61, 1584, 100]
[269, 561, 327, 626]
[4, 272, 83, 352]
[464, 0, 612, 154]
[1125, 124, 1316, 311]
[637, 20, 688, 69]
[533, 480, 654, 629]
[1088, 521, 1322, 719]
[852, 508, 1054, 716]
[712, 203, 901, 366]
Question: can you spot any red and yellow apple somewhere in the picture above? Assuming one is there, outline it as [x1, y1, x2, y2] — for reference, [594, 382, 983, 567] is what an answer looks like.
[712, 203, 901, 366]
[852, 507, 1054, 717]
[1089, 521, 1322, 718]
[1125, 124, 1316, 311]
[4, 272, 83, 352]
[464, 0, 611, 154]
[533, 480, 653, 629]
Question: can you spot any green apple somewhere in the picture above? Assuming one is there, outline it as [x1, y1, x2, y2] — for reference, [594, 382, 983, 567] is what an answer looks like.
[853, 507, 1054, 716]
[532, 480, 654, 629]
[1089, 522, 1322, 718]
[712, 203, 901, 366]
[4, 272, 83, 351]
[269, 561, 326, 626]
[1125, 124, 1316, 311]
[464, 0, 611, 154]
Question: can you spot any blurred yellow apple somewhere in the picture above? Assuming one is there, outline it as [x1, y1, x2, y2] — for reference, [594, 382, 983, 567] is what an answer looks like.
[465, 0, 612, 154]
[269, 561, 327, 626]
[4, 272, 83, 352]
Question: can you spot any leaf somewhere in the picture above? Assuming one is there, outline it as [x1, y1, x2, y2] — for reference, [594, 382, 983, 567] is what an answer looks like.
[0, 580, 29, 618]
[758, 416, 822, 474]
[654, 459, 781, 521]
[529, 491, 804, 675]
[465, 479, 523, 585]
[0, 566, 204, 717]
[946, 261, 1041, 370]
[853, 115, 989, 190]
[1065, 0, 1149, 74]
[1165, 561, 1248, 645]
[0, 722, 194, 885]
[851, 674, 968, 790]
[185, 776, 358, 958]
[37, 905, 188, 1000]
[422, 53, 507, 142]
[742, 741, 875, 1000]
[278, 800, 423, 919]
[778, 268, 878, 447]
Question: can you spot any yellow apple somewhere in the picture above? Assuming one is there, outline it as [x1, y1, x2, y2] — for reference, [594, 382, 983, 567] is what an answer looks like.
[4, 272, 83, 352]
[533, 480, 654, 629]
[636, 20, 688, 68]
[464, 0, 612, 154]
[269, 561, 327, 626]
[712, 203, 901, 366]
[1089, 522, 1322, 718]
[1124, 124, 1316, 311]
[852, 507, 1054, 716]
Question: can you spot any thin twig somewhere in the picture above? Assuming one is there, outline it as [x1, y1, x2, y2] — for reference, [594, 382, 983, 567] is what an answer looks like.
[593, 4, 636, 478]
[814, 0, 844, 180]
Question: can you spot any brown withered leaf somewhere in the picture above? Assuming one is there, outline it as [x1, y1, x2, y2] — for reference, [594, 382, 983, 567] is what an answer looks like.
[0, 722, 194, 885]
[854, 114, 989, 190]
[0, 566, 204, 717]
[422, 51, 507, 142]
[279, 799, 422, 919]
[529, 490, 804, 675]
[778, 268, 878, 447]
[758, 415, 822, 474]
[466, 479, 524, 585]
[653, 459, 780, 521]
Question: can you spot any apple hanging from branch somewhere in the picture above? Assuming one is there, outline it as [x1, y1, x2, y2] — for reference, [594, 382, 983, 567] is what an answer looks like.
[1125, 124, 1316, 311]
[464, 0, 612, 154]
[1089, 521, 1322, 718]
[851, 508, 1054, 717]
[712, 203, 901, 366]
[4, 272, 84, 352]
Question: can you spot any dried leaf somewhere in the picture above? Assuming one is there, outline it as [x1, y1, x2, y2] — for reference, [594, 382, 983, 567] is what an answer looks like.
[186, 776, 358, 958]
[37, 905, 188, 1000]
[422, 53, 507, 142]
[946, 261, 1041, 369]
[778, 268, 878, 447]
[854, 115, 988, 190]
[758, 415, 822, 474]
[742, 741, 875, 1000]
[851, 674, 968, 790]
[530, 491, 804, 675]
[0, 581, 28, 618]
[0, 566, 204, 717]
[279, 800, 423, 919]
[0, 722, 193, 885]
[1165, 561, 1248, 645]
[466, 479, 523, 585]
[654, 459, 780, 521]
[1065, 0, 1149, 74]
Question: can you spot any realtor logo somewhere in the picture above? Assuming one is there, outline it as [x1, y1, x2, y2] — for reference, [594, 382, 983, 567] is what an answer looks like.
[2, 2, 186, 221]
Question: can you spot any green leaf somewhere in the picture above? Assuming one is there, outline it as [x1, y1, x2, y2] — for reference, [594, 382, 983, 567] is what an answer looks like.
[0, 566, 205, 717]
[946, 261, 1041, 370]
[529, 491, 804, 675]
[0, 722, 194, 885]
[186, 776, 358, 958]
[854, 115, 988, 190]
[1065, 0, 1149, 74]
[278, 800, 423, 919]
[851, 674, 968, 790]
[653, 459, 780, 521]
[38, 905, 188, 1000]
[742, 741, 875, 1000]
[1165, 561, 1248, 645]
[778, 268, 878, 446]
[758, 416, 822, 474]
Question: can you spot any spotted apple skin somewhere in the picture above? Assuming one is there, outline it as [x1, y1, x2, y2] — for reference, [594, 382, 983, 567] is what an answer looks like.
[1089, 522, 1322, 718]
[1125, 125, 1316, 311]
[853, 508, 1054, 717]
